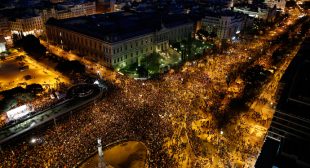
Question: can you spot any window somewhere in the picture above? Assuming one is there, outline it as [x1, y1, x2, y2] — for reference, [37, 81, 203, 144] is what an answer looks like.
[131, 53, 133, 57]
[125, 54, 127, 59]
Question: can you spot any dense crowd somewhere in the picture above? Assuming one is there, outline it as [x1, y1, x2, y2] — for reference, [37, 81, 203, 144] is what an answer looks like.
[0, 51, 277, 167]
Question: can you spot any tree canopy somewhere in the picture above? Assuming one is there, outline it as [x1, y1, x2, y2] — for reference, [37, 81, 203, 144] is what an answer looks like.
[21, 35, 46, 59]
[55, 60, 85, 74]
[141, 52, 161, 73]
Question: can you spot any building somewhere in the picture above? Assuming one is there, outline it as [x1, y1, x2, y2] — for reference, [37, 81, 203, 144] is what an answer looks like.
[40, 1, 96, 23]
[264, 0, 286, 12]
[0, 16, 10, 37]
[0, 35, 6, 53]
[114, 2, 126, 12]
[96, 0, 116, 13]
[10, 15, 43, 36]
[46, 12, 193, 68]
[200, 0, 234, 8]
[0, 1, 97, 43]
[50, 0, 65, 4]
[201, 10, 245, 39]
[233, 4, 277, 22]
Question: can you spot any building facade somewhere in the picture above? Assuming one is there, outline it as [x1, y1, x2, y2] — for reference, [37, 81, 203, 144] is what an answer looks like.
[265, 0, 286, 12]
[10, 15, 43, 36]
[40, 2, 96, 23]
[96, 0, 115, 13]
[234, 5, 277, 21]
[201, 10, 245, 39]
[50, 0, 64, 3]
[0, 35, 6, 53]
[46, 12, 193, 68]
[0, 16, 10, 37]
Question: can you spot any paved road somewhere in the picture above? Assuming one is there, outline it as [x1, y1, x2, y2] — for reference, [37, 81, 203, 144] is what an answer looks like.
[0, 84, 103, 144]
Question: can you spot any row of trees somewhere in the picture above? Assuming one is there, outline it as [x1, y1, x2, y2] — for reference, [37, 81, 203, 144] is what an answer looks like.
[196, 29, 217, 40]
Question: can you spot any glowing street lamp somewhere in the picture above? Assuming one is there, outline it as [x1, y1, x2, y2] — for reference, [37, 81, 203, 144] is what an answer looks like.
[30, 138, 37, 144]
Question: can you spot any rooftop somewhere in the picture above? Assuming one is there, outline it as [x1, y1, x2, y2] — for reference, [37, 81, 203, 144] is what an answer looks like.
[46, 11, 192, 43]
[204, 9, 245, 18]
[234, 3, 270, 12]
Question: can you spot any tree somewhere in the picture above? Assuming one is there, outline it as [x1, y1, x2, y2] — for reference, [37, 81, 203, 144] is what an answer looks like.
[301, 21, 310, 34]
[55, 60, 85, 74]
[272, 49, 285, 65]
[0, 56, 5, 61]
[22, 35, 46, 59]
[186, 35, 193, 59]
[210, 32, 217, 38]
[141, 52, 161, 73]
[137, 66, 148, 78]
[26, 84, 43, 94]
[12, 33, 24, 47]
[197, 29, 209, 39]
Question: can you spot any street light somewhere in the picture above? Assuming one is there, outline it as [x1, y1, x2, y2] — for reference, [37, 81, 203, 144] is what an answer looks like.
[30, 138, 37, 144]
